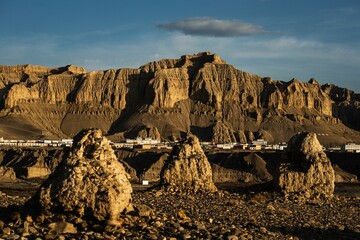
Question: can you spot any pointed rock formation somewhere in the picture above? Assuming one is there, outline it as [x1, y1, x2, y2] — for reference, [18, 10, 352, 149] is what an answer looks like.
[211, 121, 237, 143]
[137, 126, 161, 140]
[246, 131, 255, 142]
[29, 128, 132, 221]
[148, 126, 161, 140]
[243, 153, 273, 182]
[160, 134, 217, 194]
[137, 129, 148, 139]
[256, 130, 274, 143]
[275, 132, 335, 201]
[237, 130, 248, 144]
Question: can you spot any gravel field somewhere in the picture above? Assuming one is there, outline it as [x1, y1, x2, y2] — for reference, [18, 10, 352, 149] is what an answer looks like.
[0, 181, 360, 239]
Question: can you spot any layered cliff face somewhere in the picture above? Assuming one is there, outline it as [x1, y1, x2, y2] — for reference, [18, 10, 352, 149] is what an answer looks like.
[0, 52, 359, 144]
[322, 83, 360, 131]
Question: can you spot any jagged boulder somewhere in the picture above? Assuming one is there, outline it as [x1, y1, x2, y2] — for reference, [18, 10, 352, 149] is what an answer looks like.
[29, 128, 132, 221]
[160, 134, 217, 194]
[275, 132, 335, 201]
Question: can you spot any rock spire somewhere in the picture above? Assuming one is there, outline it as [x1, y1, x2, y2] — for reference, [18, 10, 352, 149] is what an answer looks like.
[275, 132, 335, 202]
[29, 128, 132, 221]
[160, 133, 217, 194]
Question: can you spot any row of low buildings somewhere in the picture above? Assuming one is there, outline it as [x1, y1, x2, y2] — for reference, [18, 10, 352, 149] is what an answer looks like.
[0, 136, 281, 151]
[343, 143, 360, 152]
[327, 143, 360, 153]
[201, 139, 288, 151]
[1, 136, 359, 153]
[113, 138, 289, 152]
[0, 137, 170, 150]
[0, 137, 73, 147]
[209, 140, 360, 153]
[114, 137, 360, 153]
[112, 137, 172, 150]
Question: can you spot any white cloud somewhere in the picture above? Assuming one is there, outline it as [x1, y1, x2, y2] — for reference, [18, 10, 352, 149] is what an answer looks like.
[158, 17, 266, 37]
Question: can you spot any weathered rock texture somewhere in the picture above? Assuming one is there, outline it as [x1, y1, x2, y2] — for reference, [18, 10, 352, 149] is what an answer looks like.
[209, 152, 274, 183]
[0, 166, 17, 181]
[275, 132, 335, 201]
[139, 153, 168, 182]
[29, 128, 132, 221]
[24, 166, 51, 179]
[1, 52, 360, 144]
[333, 165, 358, 183]
[243, 153, 273, 182]
[237, 130, 248, 143]
[0, 148, 65, 179]
[211, 163, 256, 183]
[211, 121, 237, 143]
[136, 126, 161, 140]
[160, 134, 217, 194]
[322, 83, 360, 131]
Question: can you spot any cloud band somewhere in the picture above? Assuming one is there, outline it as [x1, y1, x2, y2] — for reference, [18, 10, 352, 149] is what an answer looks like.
[158, 17, 266, 37]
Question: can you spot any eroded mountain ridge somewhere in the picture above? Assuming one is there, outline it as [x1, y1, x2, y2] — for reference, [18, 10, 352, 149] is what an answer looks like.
[0, 52, 359, 144]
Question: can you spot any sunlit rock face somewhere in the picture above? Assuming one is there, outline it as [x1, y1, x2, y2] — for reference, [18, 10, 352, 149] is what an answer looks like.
[30, 128, 132, 221]
[160, 133, 217, 194]
[2, 52, 359, 146]
[275, 132, 335, 202]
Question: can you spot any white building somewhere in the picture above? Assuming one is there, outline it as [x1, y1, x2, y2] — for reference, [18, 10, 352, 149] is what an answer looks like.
[61, 139, 73, 147]
[113, 142, 134, 149]
[343, 143, 360, 152]
[216, 143, 234, 150]
[252, 139, 267, 146]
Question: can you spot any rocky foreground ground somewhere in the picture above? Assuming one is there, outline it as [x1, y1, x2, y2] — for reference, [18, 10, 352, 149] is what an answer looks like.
[1, 131, 359, 240]
[0, 182, 360, 240]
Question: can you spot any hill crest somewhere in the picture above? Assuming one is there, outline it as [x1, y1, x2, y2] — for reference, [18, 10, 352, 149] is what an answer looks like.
[0, 52, 359, 144]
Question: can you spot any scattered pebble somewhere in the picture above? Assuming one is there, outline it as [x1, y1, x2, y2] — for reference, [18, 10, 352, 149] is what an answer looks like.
[0, 184, 360, 239]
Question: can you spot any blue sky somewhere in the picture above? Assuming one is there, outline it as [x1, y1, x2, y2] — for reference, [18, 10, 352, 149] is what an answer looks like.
[1, 0, 360, 92]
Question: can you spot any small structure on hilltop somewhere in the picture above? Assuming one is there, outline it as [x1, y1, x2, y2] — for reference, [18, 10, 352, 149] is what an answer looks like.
[160, 133, 217, 194]
[275, 132, 335, 202]
[28, 128, 132, 222]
